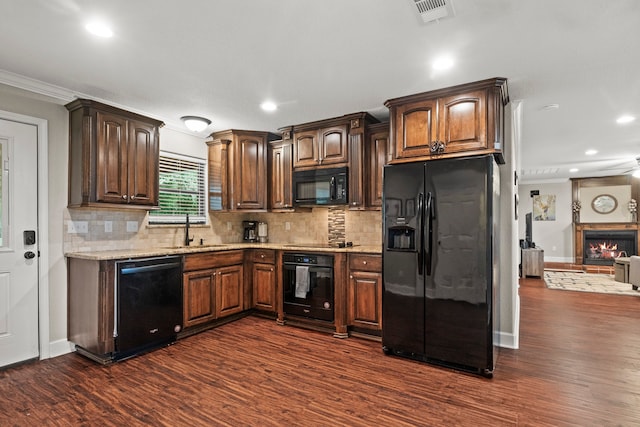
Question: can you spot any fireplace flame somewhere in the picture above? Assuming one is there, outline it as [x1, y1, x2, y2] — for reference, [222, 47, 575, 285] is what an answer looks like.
[588, 241, 620, 259]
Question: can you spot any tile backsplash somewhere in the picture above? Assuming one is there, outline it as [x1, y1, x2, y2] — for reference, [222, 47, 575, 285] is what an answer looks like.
[64, 207, 382, 253]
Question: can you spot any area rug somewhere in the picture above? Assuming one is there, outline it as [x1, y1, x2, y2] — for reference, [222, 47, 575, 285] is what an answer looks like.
[544, 270, 640, 297]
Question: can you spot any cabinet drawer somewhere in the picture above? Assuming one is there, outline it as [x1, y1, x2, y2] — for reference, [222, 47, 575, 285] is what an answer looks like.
[250, 249, 275, 264]
[183, 250, 244, 272]
[349, 254, 382, 272]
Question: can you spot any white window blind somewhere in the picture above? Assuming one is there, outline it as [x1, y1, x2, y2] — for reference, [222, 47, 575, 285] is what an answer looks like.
[149, 151, 206, 224]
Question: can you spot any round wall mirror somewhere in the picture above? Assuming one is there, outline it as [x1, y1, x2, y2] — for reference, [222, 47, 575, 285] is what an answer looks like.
[591, 194, 617, 214]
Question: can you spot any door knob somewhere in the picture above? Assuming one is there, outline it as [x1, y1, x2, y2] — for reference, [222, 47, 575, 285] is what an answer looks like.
[24, 251, 36, 259]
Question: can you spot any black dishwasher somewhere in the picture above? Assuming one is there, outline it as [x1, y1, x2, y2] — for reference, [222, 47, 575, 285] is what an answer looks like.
[115, 256, 183, 361]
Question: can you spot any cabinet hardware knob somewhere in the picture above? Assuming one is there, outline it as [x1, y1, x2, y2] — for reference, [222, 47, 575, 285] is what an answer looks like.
[270, 268, 274, 272]
[350, 275, 353, 279]
[237, 203, 241, 206]
[261, 254, 264, 258]
[122, 195, 127, 200]
[363, 261, 367, 265]
[131, 195, 135, 200]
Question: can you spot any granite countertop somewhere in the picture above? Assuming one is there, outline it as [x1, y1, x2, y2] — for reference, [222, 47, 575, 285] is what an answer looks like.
[65, 242, 383, 261]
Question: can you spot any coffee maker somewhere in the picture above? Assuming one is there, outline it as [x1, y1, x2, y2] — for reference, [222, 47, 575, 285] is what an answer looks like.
[243, 221, 258, 242]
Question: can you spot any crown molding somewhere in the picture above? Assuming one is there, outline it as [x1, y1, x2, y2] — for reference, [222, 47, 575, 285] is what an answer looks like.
[0, 69, 210, 137]
[0, 68, 76, 103]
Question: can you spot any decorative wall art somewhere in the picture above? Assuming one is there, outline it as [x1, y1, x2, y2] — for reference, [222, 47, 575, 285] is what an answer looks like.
[533, 194, 556, 221]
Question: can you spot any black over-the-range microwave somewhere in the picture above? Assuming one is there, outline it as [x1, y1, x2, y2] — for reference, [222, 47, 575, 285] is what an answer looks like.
[292, 167, 348, 206]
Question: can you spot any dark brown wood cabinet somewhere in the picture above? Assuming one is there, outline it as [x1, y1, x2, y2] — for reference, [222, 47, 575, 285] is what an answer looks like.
[66, 99, 162, 209]
[67, 258, 116, 358]
[347, 254, 382, 332]
[249, 249, 276, 313]
[366, 122, 389, 209]
[208, 130, 278, 212]
[183, 251, 244, 328]
[182, 269, 217, 327]
[288, 113, 379, 209]
[268, 134, 294, 211]
[385, 78, 508, 164]
[293, 124, 348, 169]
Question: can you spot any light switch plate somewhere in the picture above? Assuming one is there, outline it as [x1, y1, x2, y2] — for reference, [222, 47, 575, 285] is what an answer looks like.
[126, 221, 138, 232]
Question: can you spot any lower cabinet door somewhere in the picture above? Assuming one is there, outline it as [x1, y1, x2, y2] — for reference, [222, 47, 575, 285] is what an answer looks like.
[216, 264, 244, 318]
[348, 270, 382, 330]
[183, 269, 216, 328]
[253, 262, 276, 312]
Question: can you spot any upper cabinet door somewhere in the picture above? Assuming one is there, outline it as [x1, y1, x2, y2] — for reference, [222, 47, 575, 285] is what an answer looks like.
[96, 111, 129, 204]
[293, 130, 318, 168]
[394, 99, 437, 160]
[234, 134, 266, 210]
[127, 119, 158, 206]
[368, 126, 389, 208]
[269, 141, 293, 210]
[437, 89, 487, 154]
[319, 125, 348, 166]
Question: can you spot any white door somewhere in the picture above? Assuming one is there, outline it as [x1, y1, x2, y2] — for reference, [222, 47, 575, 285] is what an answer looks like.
[0, 118, 39, 367]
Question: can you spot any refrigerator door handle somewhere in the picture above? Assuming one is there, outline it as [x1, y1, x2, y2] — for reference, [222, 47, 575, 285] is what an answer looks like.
[426, 192, 434, 276]
[418, 192, 425, 276]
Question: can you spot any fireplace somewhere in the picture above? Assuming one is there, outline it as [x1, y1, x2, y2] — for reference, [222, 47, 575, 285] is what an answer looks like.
[583, 230, 637, 265]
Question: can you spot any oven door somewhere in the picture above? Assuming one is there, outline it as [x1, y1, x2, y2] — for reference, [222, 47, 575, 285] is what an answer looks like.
[283, 264, 334, 322]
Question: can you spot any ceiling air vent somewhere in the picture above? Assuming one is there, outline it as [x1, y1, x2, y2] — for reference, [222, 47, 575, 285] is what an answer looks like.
[412, 0, 456, 23]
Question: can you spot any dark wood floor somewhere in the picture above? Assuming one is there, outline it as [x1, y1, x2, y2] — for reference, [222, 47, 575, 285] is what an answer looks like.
[2, 277, 640, 426]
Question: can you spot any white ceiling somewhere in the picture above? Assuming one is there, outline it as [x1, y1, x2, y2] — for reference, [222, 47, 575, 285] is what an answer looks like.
[1, 0, 639, 183]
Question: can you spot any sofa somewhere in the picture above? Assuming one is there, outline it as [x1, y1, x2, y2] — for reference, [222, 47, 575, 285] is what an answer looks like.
[629, 256, 640, 290]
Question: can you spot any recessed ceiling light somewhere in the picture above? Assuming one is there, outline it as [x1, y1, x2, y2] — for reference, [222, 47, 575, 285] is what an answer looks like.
[569, 168, 579, 173]
[616, 115, 636, 124]
[541, 103, 560, 111]
[86, 21, 113, 38]
[260, 101, 277, 112]
[585, 149, 598, 156]
[432, 56, 454, 71]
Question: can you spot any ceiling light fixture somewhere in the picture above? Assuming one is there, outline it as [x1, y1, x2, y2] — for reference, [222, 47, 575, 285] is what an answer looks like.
[260, 101, 277, 112]
[85, 22, 113, 38]
[541, 103, 560, 111]
[432, 56, 454, 71]
[585, 149, 598, 156]
[616, 115, 636, 124]
[181, 116, 211, 132]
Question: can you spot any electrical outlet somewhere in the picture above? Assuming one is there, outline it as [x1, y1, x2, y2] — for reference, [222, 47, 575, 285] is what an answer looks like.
[126, 221, 138, 232]
[68, 221, 88, 234]
[104, 221, 113, 233]
[285, 222, 291, 231]
[75, 221, 88, 234]
[227, 222, 232, 231]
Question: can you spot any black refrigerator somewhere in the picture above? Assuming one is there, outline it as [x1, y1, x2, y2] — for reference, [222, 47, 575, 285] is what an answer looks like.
[382, 154, 499, 377]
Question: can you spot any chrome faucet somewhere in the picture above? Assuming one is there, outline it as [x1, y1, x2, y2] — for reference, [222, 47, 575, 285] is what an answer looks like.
[184, 214, 194, 246]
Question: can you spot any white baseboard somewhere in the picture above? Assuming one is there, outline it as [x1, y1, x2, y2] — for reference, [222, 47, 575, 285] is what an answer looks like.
[47, 339, 74, 359]
[495, 331, 519, 349]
